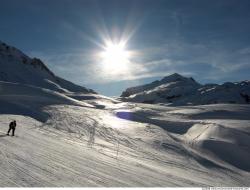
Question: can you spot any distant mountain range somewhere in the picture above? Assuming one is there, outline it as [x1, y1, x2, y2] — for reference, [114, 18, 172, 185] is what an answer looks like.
[1, 40, 249, 106]
[0, 41, 95, 94]
[120, 73, 250, 105]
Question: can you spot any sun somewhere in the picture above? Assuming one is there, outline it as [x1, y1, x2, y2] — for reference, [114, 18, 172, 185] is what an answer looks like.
[99, 41, 130, 73]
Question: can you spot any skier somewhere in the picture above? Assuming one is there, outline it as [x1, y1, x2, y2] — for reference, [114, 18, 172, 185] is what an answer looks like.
[7, 120, 16, 136]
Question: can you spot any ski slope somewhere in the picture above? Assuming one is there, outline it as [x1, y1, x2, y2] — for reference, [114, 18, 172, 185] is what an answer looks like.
[0, 41, 249, 187]
[0, 82, 250, 187]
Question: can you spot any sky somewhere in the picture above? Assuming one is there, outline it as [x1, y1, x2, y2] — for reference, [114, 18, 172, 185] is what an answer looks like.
[1, 0, 250, 96]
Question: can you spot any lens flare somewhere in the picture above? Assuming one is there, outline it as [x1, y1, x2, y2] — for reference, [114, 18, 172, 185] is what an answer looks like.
[99, 40, 131, 74]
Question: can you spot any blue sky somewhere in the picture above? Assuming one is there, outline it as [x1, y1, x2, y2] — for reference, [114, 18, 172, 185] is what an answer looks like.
[1, 0, 250, 96]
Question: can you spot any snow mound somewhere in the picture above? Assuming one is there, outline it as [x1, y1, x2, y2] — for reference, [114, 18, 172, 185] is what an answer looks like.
[185, 123, 250, 171]
[114, 103, 250, 173]
[120, 73, 250, 105]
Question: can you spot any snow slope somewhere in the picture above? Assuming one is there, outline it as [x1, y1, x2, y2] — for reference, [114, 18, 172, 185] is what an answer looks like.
[0, 42, 249, 187]
[0, 41, 95, 93]
[0, 81, 94, 122]
[0, 81, 249, 186]
[120, 73, 250, 105]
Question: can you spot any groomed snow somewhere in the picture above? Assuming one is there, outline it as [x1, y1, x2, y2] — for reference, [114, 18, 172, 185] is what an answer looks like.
[0, 41, 249, 187]
[0, 82, 250, 187]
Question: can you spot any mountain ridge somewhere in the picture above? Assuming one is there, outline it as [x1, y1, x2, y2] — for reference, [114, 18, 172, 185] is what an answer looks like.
[0, 41, 96, 94]
[121, 73, 201, 97]
[120, 73, 250, 105]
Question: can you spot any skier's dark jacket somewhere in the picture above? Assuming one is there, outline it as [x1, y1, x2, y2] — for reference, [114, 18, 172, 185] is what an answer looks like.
[9, 121, 16, 128]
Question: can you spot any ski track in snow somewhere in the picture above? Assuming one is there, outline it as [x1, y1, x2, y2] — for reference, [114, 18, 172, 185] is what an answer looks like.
[1, 40, 250, 187]
[0, 101, 250, 187]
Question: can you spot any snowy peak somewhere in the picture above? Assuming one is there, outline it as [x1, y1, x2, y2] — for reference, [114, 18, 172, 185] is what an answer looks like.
[0, 41, 96, 94]
[28, 58, 55, 77]
[121, 73, 200, 98]
[0, 41, 27, 59]
[0, 42, 49, 73]
[121, 74, 250, 105]
[160, 73, 196, 83]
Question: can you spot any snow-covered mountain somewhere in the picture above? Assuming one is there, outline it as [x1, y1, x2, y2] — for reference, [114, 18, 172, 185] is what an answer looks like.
[0, 41, 250, 187]
[0, 41, 95, 94]
[120, 73, 250, 105]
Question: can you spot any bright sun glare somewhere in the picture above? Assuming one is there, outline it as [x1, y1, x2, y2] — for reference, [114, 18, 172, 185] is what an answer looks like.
[100, 41, 130, 73]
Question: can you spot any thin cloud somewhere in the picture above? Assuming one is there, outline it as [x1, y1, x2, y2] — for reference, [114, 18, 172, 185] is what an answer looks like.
[27, 38, 250, 86]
